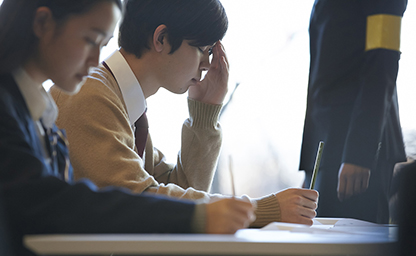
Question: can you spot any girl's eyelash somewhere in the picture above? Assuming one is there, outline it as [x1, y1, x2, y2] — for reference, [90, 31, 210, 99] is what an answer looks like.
[86, 38, 97, 47]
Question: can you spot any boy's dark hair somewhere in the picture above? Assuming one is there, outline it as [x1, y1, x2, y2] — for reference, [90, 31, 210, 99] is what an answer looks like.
[0, 0, 123, 74]
[119, 0, 228, 58]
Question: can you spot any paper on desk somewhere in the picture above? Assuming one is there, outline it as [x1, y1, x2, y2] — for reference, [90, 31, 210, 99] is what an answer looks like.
[261, 218, 381, 234]
[313, 218, 380, 226]
[261, 222, 343, 234]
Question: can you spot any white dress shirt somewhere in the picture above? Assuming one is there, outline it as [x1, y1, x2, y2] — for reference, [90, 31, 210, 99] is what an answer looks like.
[12, 67, 58, 163]
[104, 50, 146, 125]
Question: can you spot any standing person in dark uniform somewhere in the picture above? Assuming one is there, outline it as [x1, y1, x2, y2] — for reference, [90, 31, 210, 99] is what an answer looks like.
[300, 0, 407, 223]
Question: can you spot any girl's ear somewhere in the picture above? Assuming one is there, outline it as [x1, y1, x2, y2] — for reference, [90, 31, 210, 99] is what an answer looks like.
[33, 7, 55, 39]
[152, 24, 168, 53]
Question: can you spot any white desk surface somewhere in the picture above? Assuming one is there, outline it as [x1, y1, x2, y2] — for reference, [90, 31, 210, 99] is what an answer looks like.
[24, 218, 398, 256]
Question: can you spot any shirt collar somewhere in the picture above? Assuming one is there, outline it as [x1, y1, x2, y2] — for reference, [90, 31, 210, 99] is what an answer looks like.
[12, 67, 58, 128]
[104, 50, 146, 125]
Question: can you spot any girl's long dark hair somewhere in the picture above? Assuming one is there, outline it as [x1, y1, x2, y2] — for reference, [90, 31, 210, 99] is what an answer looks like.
[0, 0, 122, 74]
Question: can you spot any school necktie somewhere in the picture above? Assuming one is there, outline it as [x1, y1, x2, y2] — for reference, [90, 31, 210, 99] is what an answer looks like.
[41, 119, 72, 181]
[134, 110, 148, 158]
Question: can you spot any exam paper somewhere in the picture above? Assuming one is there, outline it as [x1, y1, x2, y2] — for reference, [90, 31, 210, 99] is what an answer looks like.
[313, 218, 380, 226]
[261, 218, 384, 234]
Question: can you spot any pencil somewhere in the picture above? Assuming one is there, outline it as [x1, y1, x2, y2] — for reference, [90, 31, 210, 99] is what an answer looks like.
[310, 141, 324, 190]
[229, 155, 236, 197]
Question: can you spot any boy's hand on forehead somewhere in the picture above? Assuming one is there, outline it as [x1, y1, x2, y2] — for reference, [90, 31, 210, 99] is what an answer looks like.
[188, 41, 229, 105]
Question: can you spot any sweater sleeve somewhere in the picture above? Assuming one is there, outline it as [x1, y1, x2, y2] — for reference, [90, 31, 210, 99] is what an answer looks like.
[208, 193, 281, 228]
[250, 194, 281, 227]
[151, 98, 222, 192]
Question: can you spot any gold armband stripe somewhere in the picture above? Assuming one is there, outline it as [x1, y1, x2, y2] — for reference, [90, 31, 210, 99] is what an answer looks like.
[366, 14, 401, 52]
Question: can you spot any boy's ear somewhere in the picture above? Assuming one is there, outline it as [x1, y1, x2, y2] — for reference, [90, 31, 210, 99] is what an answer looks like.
[153, 25, 168, 53]
[33, 7, 55, 39]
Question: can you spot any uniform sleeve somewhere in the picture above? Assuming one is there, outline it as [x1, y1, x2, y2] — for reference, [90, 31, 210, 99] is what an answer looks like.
[151, 98, 223, 192]
[342, 3, 405, 168]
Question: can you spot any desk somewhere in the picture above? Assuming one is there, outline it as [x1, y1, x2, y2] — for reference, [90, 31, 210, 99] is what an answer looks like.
[24, 218, 398, 256]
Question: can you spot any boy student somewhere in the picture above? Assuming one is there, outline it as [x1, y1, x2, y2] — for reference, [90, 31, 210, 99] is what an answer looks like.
[0, 0, 255, 254]
[52, 0, 318, 227]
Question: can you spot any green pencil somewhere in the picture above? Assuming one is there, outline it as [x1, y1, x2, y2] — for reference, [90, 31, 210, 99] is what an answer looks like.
[310, 141, 324, 190]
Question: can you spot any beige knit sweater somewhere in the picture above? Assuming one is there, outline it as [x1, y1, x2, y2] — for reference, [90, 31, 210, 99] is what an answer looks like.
[51, 66, 280, 227]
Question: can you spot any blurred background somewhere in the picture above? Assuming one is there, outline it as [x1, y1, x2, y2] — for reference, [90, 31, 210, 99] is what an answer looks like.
[4, 0, 412, 197]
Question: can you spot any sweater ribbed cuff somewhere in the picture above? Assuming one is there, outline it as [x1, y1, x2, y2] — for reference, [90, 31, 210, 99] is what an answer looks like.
[250, 194, 281, 228]
[191, 203, 206, 233]
[188, 98, 222, 129]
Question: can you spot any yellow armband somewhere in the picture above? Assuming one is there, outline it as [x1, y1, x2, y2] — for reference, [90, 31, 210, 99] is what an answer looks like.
[366, 14, 402, 52]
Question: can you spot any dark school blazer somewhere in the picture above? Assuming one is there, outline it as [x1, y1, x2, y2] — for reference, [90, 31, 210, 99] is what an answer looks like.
[0, 73, 196, 255]
[0, 191, 14, 256]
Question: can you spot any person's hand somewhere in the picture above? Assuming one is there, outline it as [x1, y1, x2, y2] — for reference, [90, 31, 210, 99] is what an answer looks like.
[275, 188, 318, 226]
[188, 41, 229, 105]
[205, 198, 255, 234]
[337, 163, 370, 202]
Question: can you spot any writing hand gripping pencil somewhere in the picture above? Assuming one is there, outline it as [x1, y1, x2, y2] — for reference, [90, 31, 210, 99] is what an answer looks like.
[273, 142, 323, 226]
